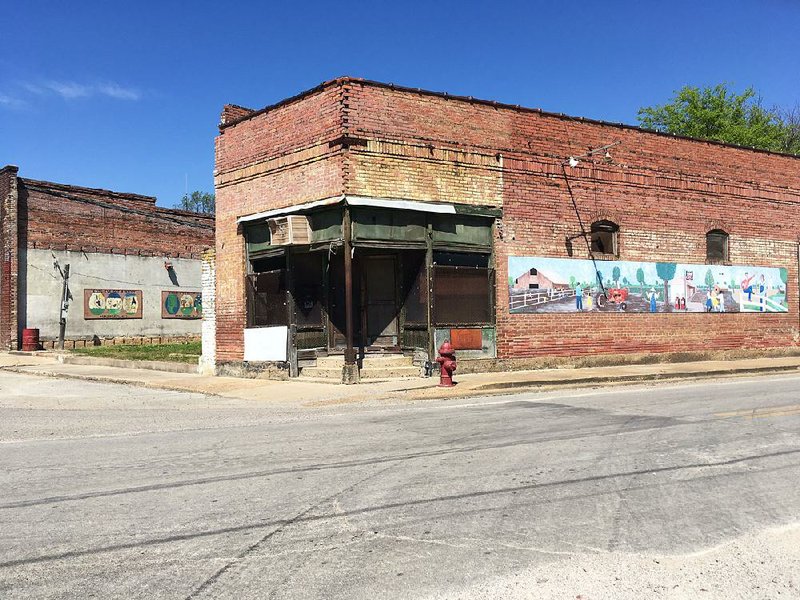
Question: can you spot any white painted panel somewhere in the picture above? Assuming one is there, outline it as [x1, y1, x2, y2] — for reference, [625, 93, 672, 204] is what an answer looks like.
[244, 326, 288, 362]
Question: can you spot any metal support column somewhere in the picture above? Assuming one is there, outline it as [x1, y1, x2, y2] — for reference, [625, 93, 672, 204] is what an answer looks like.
[342, 207, 359, 383]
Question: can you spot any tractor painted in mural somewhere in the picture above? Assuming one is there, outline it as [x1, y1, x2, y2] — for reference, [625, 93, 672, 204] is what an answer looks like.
[595, 287, 629, 311]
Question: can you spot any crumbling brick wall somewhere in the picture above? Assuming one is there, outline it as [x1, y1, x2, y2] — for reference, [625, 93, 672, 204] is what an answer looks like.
[1, 169, 215, 349]
[18, 179, 213, 257]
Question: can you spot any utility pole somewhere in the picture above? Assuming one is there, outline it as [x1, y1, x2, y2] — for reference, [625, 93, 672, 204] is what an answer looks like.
[55, 262, 70, 350]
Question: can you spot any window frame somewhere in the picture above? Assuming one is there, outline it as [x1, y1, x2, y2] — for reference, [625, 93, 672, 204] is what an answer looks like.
[589, 220, 619, 257]
[706, 229, 729, 264]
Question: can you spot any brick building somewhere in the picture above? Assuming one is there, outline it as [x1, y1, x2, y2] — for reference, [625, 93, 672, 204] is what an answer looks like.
[213, 77, 800, 380]
[0, 166, 214, 349]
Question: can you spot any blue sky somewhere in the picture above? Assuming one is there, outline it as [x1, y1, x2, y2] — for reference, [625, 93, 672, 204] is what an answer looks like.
[2, 0, 799, 208]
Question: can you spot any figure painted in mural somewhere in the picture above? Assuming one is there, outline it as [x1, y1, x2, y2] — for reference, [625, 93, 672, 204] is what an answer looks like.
[758, 274, 766, 311]
[741, 272, 755, 301]
[585, 292, 593, 311]
[575, 283, 583, 311]
[675, 296, 681, 310]
[680, 297, 687, 310]
[711, 288, 720, 312]
[705, 291, 713, 312]
[648, 289, 657, 313]
[717, 288, 726, 312]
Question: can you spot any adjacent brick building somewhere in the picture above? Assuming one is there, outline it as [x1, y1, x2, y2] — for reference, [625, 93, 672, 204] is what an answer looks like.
[0, 166, 214, 349]
[214, 77, 800, 378]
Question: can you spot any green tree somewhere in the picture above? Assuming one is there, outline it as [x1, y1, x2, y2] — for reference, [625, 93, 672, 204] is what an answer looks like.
[705, 268, 715, 289]
[655, 262, 677, 309]
[176, 191, 215, 214]
[779, 105, 800, 154]
[637, 84, 796, 153]
[636, 267, 645, 287]
[622, 276, 630, 286]
[612, 266, 621, 287]
[569, 275, 577, 289]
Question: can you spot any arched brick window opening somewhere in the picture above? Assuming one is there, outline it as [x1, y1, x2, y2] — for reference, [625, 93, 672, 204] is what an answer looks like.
[590, 220, 619, 256]
[706, 229, 729, 263]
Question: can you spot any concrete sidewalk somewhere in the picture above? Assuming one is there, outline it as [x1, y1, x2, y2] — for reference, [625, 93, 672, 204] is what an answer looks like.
[2, 351, 800, 405]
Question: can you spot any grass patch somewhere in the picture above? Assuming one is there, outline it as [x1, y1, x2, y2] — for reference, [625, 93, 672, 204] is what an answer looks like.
[71, 341, 202, 364]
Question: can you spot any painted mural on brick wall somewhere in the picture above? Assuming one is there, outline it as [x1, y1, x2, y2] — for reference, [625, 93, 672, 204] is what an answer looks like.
[161, 291, 202, 319]
[508, 257, 788, 314]
[84, 289, 143, 319]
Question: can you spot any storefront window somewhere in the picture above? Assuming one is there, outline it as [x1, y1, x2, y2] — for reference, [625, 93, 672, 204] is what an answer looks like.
[246, 270, 288, 327]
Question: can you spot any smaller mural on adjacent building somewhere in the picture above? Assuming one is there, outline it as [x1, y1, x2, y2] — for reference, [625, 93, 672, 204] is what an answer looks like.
[162, 291, 202, 319]
[84, 289, 143, 319]
[508, 257, 788, 314]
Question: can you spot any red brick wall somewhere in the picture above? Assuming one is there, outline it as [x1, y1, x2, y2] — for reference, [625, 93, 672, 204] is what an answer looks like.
[341, 81, 800, 360]
[215, 78, 800, 364]
[18, 179, 214, 258]
[214, 82, 346, 362]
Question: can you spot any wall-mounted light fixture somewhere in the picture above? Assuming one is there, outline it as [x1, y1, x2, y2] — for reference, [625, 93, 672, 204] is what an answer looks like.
[566, 141, 621, 168]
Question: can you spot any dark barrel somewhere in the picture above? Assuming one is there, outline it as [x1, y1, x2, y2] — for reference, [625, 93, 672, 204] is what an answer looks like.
[21, 328, 40, 351]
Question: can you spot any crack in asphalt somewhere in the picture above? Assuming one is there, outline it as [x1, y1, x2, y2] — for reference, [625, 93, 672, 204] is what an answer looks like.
[0, 412, 680, 510]
[1, 446, 797, 570]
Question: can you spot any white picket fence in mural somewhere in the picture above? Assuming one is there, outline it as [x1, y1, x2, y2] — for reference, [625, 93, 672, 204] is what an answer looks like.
[739, 293, 788, 313]
[509, 288, 575, 311]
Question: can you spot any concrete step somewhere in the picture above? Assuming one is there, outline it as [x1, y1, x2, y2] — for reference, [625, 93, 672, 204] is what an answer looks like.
[300, 364, 422, 380]
[314, 354, 415, 369]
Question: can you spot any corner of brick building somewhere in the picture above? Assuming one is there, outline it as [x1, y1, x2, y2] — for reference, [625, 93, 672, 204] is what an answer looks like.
[213, 79, 800, 365]
[214, 80, 351, 362]
[0, 165, 20, 350]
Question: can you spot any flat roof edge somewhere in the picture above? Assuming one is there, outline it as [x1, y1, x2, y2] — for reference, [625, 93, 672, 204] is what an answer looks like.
[222, 76, 800, 161]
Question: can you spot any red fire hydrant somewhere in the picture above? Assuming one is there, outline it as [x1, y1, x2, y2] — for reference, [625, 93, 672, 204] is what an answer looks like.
[436, 340, 457, 387]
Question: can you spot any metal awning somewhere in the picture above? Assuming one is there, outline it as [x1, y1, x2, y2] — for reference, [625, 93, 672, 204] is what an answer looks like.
[237, 195, 499, 225]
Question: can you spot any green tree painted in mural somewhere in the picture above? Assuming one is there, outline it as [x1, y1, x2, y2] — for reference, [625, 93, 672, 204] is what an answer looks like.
[730, 277, 737, 290]
[655, 262, 678, 310]
[705, 268, 715, 289]
[612, 266, 621, 287]
[569, 275, 577, 289]
[636, 267, 646, 289]
[780, 269, 788, 286]
[622, 276, 630, 286]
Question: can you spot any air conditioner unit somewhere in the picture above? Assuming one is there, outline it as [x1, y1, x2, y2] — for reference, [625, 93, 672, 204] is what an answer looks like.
[267, 215, 312, 246]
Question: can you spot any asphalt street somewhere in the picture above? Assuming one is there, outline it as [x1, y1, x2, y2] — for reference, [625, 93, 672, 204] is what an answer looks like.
[1, 371, 799, 599]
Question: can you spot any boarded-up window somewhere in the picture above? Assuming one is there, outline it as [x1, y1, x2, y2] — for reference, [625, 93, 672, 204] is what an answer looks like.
[246, 271, 288, 327]
[432, 266, 492, 325]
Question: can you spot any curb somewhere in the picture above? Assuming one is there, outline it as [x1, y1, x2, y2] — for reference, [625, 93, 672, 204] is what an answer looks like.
[471, 364, 800, 392]
[3, 363, 799, 402]
[0, 366, 218, 396]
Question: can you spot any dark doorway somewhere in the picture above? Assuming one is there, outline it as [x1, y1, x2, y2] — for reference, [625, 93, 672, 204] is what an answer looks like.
[328, 254, 359, 351]
[328, 251, 407, 354]
[362, 255, 399, 349]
